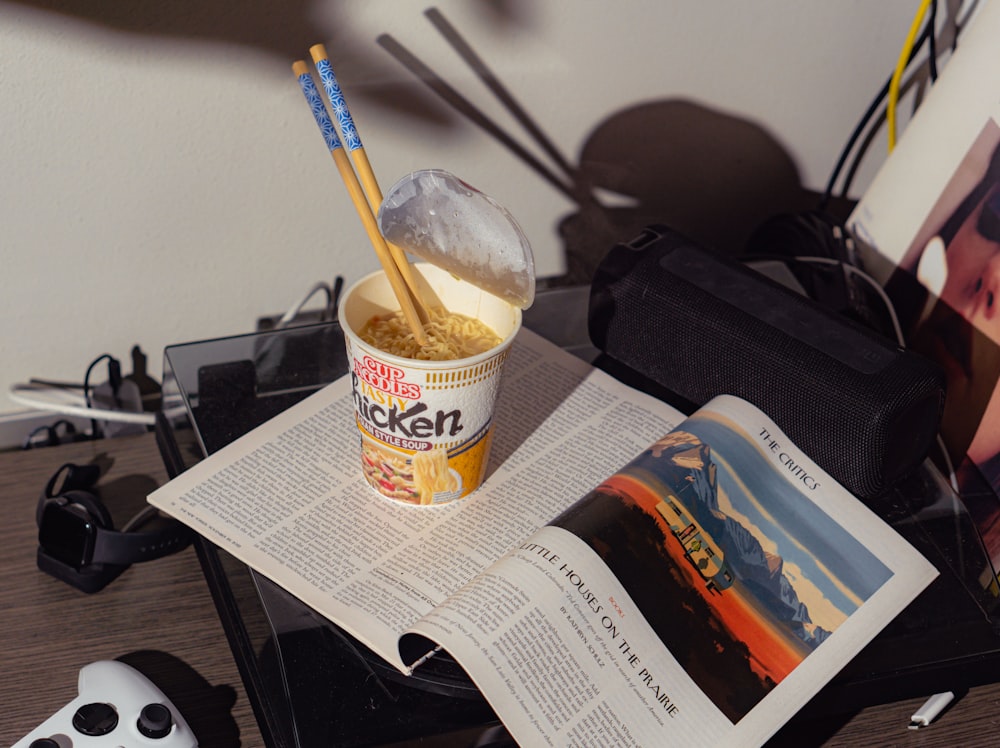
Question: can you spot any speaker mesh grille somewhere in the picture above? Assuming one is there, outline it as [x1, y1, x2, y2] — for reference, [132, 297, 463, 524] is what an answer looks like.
[589, 227, 945, 499]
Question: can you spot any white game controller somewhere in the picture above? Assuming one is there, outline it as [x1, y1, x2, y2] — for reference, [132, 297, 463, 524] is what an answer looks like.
[14, 660, 198, 747]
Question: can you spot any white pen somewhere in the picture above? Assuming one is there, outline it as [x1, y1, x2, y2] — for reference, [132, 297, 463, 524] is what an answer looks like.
[908, 691, 955, 729]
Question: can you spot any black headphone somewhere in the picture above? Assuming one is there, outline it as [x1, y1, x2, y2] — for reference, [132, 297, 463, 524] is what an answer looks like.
[36, 462, 193, 593]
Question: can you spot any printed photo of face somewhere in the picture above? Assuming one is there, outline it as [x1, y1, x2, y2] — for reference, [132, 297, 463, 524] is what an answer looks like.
[911, 182, 1000, 468]
[938, 185, 1000, 465]
[940, 186, 1000, 346]
[886, 124, 1000, 571]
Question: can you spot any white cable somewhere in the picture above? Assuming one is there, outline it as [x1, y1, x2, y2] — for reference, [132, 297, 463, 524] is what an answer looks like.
[793, 255, 907, 347]
[14, 280, 334, 430]
[936, 433, 961, 495]
[22, 385, 87, 406]
[8, 384, 157, 426]
[786, 254, 962, 491]
[276, 281, 333, 329]
[909, 691, 955, 729]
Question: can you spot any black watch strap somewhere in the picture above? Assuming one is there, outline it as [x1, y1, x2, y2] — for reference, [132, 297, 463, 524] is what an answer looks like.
[90, 522, 192, 566]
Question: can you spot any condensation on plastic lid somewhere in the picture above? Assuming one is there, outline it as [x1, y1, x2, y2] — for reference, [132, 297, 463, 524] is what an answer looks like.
[377, 169, 536, 309]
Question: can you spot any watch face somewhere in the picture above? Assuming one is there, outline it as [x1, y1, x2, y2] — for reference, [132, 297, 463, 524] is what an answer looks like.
[39, 502, 97, 568]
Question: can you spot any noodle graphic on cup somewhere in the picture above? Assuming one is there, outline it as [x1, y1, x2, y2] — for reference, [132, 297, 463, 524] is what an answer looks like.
[339, 263, 522, 505]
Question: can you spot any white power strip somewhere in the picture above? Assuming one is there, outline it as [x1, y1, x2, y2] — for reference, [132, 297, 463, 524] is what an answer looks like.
[0, 410, 91, 451]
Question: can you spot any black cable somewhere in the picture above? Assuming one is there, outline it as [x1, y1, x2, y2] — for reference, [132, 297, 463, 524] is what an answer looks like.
[21, 419, 83, 450]
[839, 15, 942, 204]
[51, 419, 80, 443]
[330, 275, 344, 321]
[838, 105, 890, 207]
[23, 425, 56, 450]
[27, 377, 85, 390]
[820, 7, 936, 210]
[927, 0, 938, 82]
[83, 353, 121, 439]
[838, 1, 966, 202]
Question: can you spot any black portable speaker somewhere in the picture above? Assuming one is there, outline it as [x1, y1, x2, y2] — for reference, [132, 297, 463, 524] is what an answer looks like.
[588, 225, 946, 499]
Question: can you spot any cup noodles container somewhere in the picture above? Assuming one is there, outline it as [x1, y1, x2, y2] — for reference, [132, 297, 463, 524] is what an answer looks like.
[338, 263, 522, 505]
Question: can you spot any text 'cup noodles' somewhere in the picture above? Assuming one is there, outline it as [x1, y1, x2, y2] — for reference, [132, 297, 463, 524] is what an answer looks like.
[338, 263, 522, 506]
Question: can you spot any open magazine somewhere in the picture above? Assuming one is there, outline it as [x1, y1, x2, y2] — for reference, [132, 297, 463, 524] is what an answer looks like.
[149, 329, 937, 746]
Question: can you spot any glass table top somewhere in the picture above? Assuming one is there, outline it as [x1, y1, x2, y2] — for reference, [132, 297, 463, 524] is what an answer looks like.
[154, 285, 1000, 747]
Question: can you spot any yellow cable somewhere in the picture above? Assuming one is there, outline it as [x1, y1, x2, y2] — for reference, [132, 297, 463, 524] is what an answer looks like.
[888, 0, 933, 153]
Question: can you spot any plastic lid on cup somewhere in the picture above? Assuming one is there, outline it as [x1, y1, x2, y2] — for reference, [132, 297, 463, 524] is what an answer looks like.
[377, 169, 536, 309]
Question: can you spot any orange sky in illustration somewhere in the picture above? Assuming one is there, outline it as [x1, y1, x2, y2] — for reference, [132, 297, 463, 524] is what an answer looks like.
[602, 473, 809, 684]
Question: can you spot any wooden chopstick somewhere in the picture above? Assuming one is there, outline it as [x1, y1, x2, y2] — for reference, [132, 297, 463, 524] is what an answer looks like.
[308, 44, 430, 323]
[293, 60, 428, 345]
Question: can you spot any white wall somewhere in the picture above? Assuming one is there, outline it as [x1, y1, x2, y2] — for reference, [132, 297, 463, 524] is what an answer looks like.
[1, 0, 931, 419]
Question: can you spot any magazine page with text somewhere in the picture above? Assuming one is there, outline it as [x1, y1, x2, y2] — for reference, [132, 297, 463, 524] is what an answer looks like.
[148, 328, 683, 673]
[405, 395, 938, 746]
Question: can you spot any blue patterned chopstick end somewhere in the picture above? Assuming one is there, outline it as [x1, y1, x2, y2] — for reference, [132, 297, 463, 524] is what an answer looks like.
[297, 72, 342, 153]
[315, 59, 363, 152]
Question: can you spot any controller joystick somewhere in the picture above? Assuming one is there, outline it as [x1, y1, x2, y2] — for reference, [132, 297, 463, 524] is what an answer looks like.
[139, 702, 174, 738]
[13, 660, 197, 747]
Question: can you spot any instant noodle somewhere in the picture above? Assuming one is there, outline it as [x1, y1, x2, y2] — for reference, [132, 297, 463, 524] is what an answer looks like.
[360, 307, 501, 361]
[339, 263, 522, 505]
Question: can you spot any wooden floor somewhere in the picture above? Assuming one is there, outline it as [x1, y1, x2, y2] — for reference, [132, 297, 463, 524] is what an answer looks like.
[2, 431, 999, 747]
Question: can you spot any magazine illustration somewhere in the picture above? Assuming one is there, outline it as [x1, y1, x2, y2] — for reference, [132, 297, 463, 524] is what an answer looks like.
[406, 396, 935, 746]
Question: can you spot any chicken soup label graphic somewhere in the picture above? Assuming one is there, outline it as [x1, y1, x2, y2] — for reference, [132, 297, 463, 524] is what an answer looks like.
[348, 343, 509, 506]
